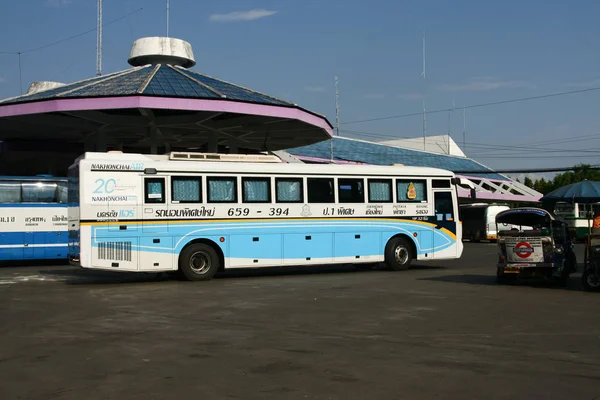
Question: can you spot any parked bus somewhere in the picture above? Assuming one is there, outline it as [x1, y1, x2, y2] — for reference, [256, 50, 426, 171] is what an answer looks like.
[0, 175, 69, 261]
[459, 203, 511, 241]
[554, 202, 600, 241]
[68, 151, 464, 280]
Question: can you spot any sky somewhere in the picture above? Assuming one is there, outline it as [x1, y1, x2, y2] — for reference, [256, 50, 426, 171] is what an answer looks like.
[1, 0, 599, 176]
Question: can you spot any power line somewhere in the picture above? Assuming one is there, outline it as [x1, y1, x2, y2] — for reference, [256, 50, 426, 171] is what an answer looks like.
[0, 8, 143, 55]
[341, 86, 600, 125]
[455, 165, 600, 174]
[339, 128, 600, 155]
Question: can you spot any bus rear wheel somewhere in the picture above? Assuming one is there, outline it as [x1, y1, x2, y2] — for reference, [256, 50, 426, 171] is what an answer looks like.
[385, 237, 413, 271]
[179, 243, 220, 281]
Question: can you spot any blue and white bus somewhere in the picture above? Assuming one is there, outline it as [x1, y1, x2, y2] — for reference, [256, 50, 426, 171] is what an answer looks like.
[68, 151, 464, 280]
[0, 175, 69, 261]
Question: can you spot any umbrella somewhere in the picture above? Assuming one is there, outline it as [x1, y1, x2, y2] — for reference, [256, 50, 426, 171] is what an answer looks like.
[540, 180, 600, 204]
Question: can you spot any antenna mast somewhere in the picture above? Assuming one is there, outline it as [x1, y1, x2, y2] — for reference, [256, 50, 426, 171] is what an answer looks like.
[335, 76, 340, 136]
[421, 33, 427, 151]
[462, 106, 466, 151]
[166, 0, 170, 37]
[447, 100, 454, 154]
[331, 76, 340, 162]
[96, 0, 102, 76]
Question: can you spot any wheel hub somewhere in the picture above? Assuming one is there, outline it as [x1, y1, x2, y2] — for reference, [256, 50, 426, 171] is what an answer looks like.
[394, 246, 409, 265]
[190, 251, 211, 274]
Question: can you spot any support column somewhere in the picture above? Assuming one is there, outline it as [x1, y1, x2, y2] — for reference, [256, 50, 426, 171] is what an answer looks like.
[96, 130, 107, 152]
[207, 132, 218, 153]
[150, 126, 158, 154]
[84, 134, 95, 152]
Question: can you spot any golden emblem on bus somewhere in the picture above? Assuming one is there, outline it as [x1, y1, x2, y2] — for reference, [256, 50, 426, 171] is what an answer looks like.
[407, 182, 417, 200]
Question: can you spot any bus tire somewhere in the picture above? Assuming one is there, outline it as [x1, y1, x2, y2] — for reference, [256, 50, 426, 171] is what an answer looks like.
[179, 243, 220, 281]
[385, 237, 413, 271]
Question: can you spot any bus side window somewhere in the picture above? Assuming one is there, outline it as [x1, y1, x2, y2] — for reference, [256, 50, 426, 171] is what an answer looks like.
[57, 182, 68, 204]
[242, 177, 271, 203]
[172, 176, 202, 203]
[145, 178, 165, 204]
[307, 178, 334, 203]
[22, 182, 58, 203]
[0, 180, 22, 203]
[276, 178, 304, 203]
[368, 179, 392, 203]
[207, 177, 237, 203]
[338, 178, 364, 203]
[396, 179, 427, 202]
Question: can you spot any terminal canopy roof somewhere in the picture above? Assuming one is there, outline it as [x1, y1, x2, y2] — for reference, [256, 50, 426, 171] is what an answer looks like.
[0, 64, 333, 152]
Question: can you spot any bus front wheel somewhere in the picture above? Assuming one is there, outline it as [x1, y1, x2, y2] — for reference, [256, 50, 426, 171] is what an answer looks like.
[179, 243, 220, 281]
[385, 237, 413, 271]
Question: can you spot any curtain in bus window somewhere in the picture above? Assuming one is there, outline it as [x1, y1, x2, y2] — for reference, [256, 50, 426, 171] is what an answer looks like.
[243, 179, 269, 202]
[209, 179, 235, 202]
[22, 183, 57, 203]
[397, 180, 426, 202]
[147, 181, 162, 197]
[369, 181, 391, 202]
[277, 180, 301, 202]
[0, 181, 21, 203]
[173, 179, 201, 202]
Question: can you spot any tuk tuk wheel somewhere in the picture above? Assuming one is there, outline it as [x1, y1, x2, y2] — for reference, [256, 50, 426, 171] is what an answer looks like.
[582, 270, 600, 292]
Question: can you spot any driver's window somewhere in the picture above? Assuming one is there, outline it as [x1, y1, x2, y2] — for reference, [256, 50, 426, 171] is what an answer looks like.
[434, 192, 454, 221]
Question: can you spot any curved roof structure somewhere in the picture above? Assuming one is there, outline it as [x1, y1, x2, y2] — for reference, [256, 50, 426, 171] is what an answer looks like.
[287, 136, 543, 203]
[0, 62, 332, 152]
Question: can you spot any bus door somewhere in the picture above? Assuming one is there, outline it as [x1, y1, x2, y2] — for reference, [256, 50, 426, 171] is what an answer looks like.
[433, 186, 458, 257]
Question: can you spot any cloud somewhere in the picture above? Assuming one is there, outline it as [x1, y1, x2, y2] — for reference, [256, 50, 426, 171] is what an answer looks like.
[46, 0, 72, 6]
[304, 86, 327, 93]
[396, 92, 424, 100]
[438, 77, 535, 92]
[209, 9, 277, 22]
[364, 93, 386, 100]
[565, 78, 600, 88]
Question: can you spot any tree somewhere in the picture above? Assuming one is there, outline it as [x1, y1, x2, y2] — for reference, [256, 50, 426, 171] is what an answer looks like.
[528, 164, 600, 195]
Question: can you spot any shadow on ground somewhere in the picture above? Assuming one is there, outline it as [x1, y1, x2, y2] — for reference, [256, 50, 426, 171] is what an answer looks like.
[419, 271, 588, 292]
[37, 262, 447, 286]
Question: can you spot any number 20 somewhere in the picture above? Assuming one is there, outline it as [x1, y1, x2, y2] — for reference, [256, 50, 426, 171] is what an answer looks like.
[93, 178, 116, 194]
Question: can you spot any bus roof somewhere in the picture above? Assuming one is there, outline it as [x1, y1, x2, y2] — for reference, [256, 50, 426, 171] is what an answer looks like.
[75, 151, 455, 177]
[0, 175, 67, 182]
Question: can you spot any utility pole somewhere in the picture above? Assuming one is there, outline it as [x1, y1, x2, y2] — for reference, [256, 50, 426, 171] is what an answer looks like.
[421, 34, 427, 151]
[96, 0, 102, 76]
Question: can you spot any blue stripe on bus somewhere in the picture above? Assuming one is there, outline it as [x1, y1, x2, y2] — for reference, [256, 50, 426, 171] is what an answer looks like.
[89, 219, 455, 259]
[0, 231, 69, 261]
[0, 231, 68, 245]
[0, 203, 68, 208]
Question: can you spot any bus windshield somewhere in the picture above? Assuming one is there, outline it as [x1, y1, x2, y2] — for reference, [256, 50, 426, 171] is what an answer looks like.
[555, 203, 575, 214]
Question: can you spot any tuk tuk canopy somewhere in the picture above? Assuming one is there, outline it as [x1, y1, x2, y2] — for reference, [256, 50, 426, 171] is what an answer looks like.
[495, 208, 554, 228]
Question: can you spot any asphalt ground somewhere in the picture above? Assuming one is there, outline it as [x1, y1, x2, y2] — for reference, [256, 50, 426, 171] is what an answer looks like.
[1, 243, 599, 400]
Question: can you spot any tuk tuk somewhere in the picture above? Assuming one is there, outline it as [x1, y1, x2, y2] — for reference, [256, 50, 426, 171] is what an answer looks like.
[495, 208, 577, 285]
